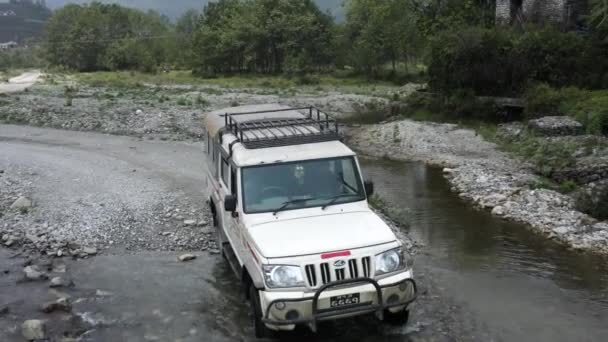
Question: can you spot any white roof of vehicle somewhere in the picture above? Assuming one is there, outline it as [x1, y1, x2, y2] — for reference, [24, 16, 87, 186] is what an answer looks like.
[204, 104, 355, 167]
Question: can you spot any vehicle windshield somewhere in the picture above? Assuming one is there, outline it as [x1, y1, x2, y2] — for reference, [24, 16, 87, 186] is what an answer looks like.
[242, 157, 366, 214]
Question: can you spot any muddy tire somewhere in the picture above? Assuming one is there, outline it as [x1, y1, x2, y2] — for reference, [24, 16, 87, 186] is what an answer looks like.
[249, 284, 275, 339]
[383, 308, 410, 326]
[215, 223, 227, 260]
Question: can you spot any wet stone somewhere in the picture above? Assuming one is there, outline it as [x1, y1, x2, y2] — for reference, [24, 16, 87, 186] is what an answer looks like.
[83, 247, 97, 255]
[178, 254, 196, 262]
[10, 196, 32, 210]
[50, 276, 65, 288]
[22, 319, 46, 340]
[41, 297, 71, 313]
[23, 265, 47, 281]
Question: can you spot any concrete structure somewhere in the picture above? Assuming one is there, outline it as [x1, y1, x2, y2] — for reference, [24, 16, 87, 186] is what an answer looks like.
[0, 41, 17, 50]
[496, 0, 589, 28]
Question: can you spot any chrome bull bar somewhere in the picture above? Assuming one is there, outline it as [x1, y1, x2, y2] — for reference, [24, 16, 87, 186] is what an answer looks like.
[262, 277, 417, 332]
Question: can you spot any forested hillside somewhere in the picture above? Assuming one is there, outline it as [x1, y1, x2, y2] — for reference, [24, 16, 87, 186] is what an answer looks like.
[0, 0, 52, 42]
[45, 0, 345, 20]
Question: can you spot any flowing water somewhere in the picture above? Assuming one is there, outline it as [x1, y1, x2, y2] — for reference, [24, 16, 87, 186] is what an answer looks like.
[360, 158, 608, 342]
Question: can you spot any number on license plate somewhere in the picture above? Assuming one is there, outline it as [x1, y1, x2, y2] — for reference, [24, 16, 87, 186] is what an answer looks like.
[330, 293, 360, 308]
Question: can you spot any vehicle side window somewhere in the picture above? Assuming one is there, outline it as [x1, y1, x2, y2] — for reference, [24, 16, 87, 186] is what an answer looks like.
[221, 157, 230, 189]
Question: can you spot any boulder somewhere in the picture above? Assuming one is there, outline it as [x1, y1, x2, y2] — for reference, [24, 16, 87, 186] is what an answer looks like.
[23, 265, 47, 281]
[82, 247, 98, 255]
[49, 276, 65, 288]
[22, 320, 46, 340]
[10, 196, 32, 210]
[178, 254, 196, 262]
[491, 206, 506, 217]
[41, 297, 71, 313]
[528, 116, 584, 137]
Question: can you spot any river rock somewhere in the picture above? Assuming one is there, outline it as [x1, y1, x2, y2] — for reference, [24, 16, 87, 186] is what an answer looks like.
[41, 297, 71, 313]
[528, 116, 584, 137]
[23, 265, 47, 281]
[50, 276, 65, 288]
[83, 247, 97, 255]
[22, 319, 46, 340]
[491, 206, 505, 217]
[178, 254, 196, 262]
[10, 196, 32, 210]
[0, 305, 9, 315]
[183, 219, 196, 226]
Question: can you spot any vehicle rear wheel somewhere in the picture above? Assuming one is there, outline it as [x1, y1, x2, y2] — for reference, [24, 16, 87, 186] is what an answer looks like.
[249, 284, 275, 339]
[383, 308, 410, 326]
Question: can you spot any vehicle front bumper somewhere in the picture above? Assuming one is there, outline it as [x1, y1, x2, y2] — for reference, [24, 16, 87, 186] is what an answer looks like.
[260, 270, 416, 332]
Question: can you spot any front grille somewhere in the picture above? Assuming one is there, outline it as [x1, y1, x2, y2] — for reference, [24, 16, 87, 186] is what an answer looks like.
[305, 256, 372, 288]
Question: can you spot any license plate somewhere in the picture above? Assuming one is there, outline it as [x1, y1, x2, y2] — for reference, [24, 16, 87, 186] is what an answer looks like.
[330, 293, 360, 308]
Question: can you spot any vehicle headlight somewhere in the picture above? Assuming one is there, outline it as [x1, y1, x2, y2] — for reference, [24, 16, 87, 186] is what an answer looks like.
[375, 248, 412, 276]
[263, 265, 305, 288]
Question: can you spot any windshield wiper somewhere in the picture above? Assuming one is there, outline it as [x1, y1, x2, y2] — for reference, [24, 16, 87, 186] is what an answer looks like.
[273, 198, 313, 215]
[321, 193, 362, 210]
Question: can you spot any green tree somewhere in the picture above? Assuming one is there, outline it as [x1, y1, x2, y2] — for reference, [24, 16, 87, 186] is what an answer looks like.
[192, 0, 334, 74]
[45, 3, 172, 72]
[174, 9, 200, 67]
[344, 0, 423, 76]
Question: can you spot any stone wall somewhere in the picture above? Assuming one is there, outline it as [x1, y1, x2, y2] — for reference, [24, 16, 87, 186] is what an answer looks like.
[496, 0, 586, 26]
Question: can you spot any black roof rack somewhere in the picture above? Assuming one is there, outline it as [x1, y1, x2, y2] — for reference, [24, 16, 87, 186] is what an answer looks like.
[221, 106, 340, 153]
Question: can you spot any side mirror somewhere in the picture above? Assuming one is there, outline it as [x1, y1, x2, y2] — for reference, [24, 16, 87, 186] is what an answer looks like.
[364, 180, 374, 197]
[224, 195, 237, 212]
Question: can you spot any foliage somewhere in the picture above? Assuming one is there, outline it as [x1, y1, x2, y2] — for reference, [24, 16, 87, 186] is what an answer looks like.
[192, 0, 335, 74]
[498, 129, 578, 178]
[575, 183, 608, 221]
[523, 85, 608, 135]
[409, 0, 496, 36]
[532, 178, 578, 194]
[0, 46, 45, 71]
[174, 9, 200, 68]
[524, 83, 562, 118]
[368, 194, 387, 210]
[45, 3, 173, 72]
[342, 0, 423, 76]
[428, 27, 608, 97]
[589, 0, 608, 40]
[342, 100, 390, 124]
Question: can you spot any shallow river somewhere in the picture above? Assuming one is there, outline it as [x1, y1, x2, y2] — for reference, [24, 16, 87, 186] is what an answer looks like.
[360, 158, 608, 342]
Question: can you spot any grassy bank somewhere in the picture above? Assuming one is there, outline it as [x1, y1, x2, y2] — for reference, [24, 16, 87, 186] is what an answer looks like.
[71, 70, 402, 97]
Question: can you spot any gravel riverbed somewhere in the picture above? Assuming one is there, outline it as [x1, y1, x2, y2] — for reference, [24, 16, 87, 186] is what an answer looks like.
[347, 120, 608, 255]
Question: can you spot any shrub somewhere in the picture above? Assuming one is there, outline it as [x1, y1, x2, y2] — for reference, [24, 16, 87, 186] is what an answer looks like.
[294, 74, 321, 86]
[575, 184, 608, 221]
[524, 83, 562, 118]
[428, 27, 525, 96]
[428, 26, 608, 97]
[342, 100, 390, 124]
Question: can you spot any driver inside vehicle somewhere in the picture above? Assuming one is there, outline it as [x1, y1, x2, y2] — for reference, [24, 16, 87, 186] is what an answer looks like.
[242, 157, 365, 214]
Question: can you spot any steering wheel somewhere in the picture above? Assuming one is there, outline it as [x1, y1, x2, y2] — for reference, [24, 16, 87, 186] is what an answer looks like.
[261, 186, 288, 198]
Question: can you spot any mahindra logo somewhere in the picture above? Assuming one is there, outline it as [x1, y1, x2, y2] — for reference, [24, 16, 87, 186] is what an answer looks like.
[333, 260, 346, 269]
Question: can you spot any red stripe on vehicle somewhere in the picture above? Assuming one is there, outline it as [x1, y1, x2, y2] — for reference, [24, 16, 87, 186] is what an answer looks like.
[246, 242, 260, 265]
[321, 251, 351, 259]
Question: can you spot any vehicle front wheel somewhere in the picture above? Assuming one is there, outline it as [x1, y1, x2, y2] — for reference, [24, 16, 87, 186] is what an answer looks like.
[383, 308, 410, 326]
[249, 284, 275, 339]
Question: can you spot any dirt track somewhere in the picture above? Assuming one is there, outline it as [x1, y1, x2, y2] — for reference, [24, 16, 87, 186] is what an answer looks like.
[0, 71, 42, 94]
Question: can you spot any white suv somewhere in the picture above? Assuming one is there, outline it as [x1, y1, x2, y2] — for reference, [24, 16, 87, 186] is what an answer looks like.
[203, 104, 416, 338]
